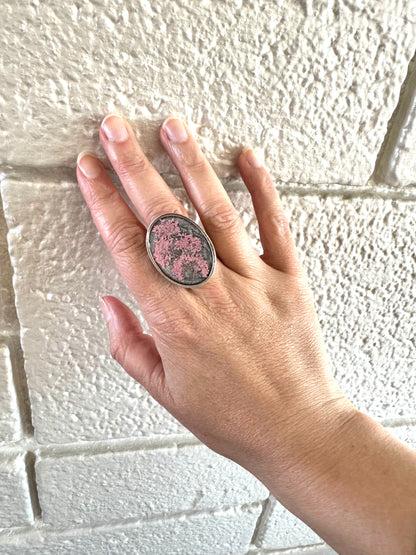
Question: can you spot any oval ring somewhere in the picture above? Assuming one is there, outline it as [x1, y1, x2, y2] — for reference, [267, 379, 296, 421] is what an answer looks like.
[146, 213, 217, 288]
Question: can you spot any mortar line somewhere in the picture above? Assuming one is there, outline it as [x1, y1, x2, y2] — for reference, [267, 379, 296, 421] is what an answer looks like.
[6, 335, 34, 439]
[372, 49, 416, 186]
[0, 418, 414, 461]
[246, 544, 327, 554]
[2, 166, 416, 201]
[0, 500, 264, 543]
[247, 495, 272, 551]
[0, 433, 201, 460]
[24, 451, 42, 520]
[0, 192, 35, 441]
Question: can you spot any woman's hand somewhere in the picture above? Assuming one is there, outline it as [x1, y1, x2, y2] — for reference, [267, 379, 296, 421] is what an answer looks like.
[75, 111, 359, 546]
[77, 115, 416, 555]
[76, 114, 355, 478]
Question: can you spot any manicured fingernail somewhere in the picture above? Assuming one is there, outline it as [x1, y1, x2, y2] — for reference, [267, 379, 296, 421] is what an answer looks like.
[101, 114, 129, 143]
[77, 152, 102, 179]
[99, 297, 112, 324]
[244, 147, 263, 168]
[163, 117, 188, 143]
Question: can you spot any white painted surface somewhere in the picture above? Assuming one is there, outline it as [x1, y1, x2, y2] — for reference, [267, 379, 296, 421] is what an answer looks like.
[0, 206, 18, 334]
[255, 497, 322, 549]
[0, 455, 33, 528]
[0, 0, 415, 552]
[35, 444, 267, 527]
[0, 344, 22, 443]
[1, 1, 416, 185]
[0, 506, 261, 555]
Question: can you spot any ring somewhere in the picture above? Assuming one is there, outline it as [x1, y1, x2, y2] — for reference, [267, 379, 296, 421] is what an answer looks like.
[146, 213, 217, 288]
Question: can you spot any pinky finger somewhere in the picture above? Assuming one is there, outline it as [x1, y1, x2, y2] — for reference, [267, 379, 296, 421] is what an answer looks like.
[238, 149, 302, 276]
[99, 295, 167, 404]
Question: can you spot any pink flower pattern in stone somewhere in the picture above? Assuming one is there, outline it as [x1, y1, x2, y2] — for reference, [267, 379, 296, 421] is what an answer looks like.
[174, 234, 202, 254]
[151, 217, 210, 282]
[172, 253, 209, 280]
[153, 235, 173, 267]
[153, 219, 180, 238]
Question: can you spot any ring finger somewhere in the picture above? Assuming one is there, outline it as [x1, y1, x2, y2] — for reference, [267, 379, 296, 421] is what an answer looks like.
[159, 117, 262, 278]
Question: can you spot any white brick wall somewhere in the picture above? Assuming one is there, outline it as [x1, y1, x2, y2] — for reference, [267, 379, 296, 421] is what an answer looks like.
[1, 0, 416, 553]
[36, 444, 267, 527]
[0, 344, 22, 443]
[0, 456, 33, 528]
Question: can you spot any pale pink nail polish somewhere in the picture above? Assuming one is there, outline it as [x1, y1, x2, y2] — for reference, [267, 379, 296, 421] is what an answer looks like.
[101, 114, 129, 143]
[245, 148, 263, 168]
[163, 117, 188, 143]
[77, 152, 102, 179]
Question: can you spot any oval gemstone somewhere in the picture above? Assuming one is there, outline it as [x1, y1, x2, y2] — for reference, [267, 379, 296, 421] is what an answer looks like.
[146, 213, 216, 287]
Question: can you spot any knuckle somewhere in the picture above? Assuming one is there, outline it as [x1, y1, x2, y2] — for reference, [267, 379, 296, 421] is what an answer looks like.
[144, 200, 185, 226]
[269, 211, 290, 235]
[260, 172, 275, 191]
[148, 300, 199, 342]
[175, 142, 207, 171]
[117, 153, 149, 178]
[183, 154, 207, 172]
[202, 199, 241, 233]
[107, 220, 145, 258]
[88, 187, 119, 216]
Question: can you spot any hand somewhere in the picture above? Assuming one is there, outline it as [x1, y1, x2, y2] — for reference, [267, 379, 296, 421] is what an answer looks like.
[76, 114, 355, 477]
[77, 115, 416, 555]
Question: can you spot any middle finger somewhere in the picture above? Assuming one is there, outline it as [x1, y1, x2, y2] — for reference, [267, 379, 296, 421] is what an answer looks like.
[100, 114, 188, 226]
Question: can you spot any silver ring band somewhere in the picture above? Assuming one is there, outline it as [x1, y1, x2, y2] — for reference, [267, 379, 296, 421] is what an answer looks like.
[146, 213, 217, 288]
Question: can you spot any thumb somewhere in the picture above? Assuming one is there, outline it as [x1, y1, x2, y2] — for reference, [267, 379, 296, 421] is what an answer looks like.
[99, 295, 166, 403]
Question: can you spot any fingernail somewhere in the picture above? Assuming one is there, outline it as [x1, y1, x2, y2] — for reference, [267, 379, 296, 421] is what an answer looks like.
[101, 114, 129, 143]
[77, 152, 102, 179]
[99, 296, 112, 324]
[163, 117, 188, 143]
[244, 147, 263, 168]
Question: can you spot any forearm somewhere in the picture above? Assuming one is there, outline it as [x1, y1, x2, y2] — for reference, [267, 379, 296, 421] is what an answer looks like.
[252, 408, 416, 555]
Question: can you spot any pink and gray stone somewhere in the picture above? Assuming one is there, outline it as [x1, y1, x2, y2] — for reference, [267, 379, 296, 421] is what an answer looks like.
[146, 214, 216, 287]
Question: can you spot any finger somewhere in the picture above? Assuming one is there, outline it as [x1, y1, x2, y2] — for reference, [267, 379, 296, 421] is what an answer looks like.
[159, 117, 262, 278]
[100, 114, 188, 226]
[238, 148, 302, 276]
[99, 296, 167, 404]
[76, 152, 184, 308]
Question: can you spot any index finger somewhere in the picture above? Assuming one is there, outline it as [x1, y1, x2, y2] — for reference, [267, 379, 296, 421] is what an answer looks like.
[76, 152, 186, 309]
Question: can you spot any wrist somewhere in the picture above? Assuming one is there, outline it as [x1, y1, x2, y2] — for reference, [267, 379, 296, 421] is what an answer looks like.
[249, 402, 416, 555]
[247, 395, 359, 495]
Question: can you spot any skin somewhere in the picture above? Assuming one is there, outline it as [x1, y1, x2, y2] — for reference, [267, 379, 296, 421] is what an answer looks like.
[77, 115, 416, 555]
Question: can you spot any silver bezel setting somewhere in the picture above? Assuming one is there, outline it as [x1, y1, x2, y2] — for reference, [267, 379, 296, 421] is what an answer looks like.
[145, 213, 217, 288]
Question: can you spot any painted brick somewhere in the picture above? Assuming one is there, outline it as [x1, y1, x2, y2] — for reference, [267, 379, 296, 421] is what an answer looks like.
[2, 181, 415, 446]
[282, 195, 416, 419]
[35, 443, 267, 528]
[1, 1, 416, 186]
[249, 545, 337, 555]
[1, 180, 186, 443]
[387, 55, 416, 187]
[255, 496, 322, 549]
[0, 343, 22, 443]
[0, 202, 18, 334]
[0, 455, 33, 529]
[0, 505, 261, 554]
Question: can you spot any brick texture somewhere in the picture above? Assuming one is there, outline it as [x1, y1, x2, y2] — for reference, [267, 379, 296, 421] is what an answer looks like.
[0, 343, 22, 443]
[1, 1, 416, 185]
[0, 506, 261, 555]
[0, 455, 33, 528]
[35, 444, 267, 527]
